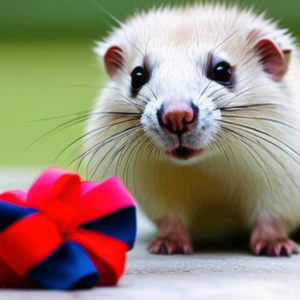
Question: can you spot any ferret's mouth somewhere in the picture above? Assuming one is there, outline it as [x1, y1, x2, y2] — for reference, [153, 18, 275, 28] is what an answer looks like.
[166, 146, 203, 160]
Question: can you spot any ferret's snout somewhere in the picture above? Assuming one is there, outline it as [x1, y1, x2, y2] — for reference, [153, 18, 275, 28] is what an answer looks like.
[157, 99, 199, 135]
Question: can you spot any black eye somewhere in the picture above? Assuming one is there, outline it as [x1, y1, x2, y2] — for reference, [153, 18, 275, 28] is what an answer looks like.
[208, 60, 234, 87]
[131, 66, 149, 95]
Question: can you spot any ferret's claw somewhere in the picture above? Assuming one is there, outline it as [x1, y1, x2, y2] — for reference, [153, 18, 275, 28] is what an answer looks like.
[147, 236, 193, 254]
[250, 218, 300, 257]
[148, 215, 193, 254]
[252, 238, 299, 256]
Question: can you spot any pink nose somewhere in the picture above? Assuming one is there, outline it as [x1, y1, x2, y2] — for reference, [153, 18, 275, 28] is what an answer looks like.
[157, 99, 198, 134]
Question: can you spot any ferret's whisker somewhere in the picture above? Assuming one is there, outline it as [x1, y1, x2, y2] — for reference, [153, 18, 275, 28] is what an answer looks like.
[66, 84, 105, 89]
[83, 123, 142, 178]
[91, 0, 124, 27]
[23, 113, 93, 156]
[107, 86, 146, 111]
[220, 119, 300, 166]
[221, 113, 299, 132]
[23, 110, 91, 124]
[118, 130, 146, 188]
[51, 112, 141, 164]
[220, 125, 276, 193]
[220, 122, 300, 194]
[220, 103, 283, 111]
[71, 117, 140, 161]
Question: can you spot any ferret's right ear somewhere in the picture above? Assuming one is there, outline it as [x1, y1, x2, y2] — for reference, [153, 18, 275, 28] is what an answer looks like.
[254, 38, 290, 82]
[248, 30, 291, 82]
[103, 46, 124, 78]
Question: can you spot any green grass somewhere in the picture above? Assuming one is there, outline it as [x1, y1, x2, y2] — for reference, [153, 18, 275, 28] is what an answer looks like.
[0, 39, 105, 166]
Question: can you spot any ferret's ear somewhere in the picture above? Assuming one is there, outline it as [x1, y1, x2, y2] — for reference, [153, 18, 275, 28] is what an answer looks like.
[103, 46, 124, 78]
[253, 37, 291, 82]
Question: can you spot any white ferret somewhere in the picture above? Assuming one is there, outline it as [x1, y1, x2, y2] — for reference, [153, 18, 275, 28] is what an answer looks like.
[83, 4, 300, 256]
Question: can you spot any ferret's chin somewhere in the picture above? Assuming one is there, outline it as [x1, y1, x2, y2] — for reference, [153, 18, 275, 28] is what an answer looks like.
[166, 146, 203, 162]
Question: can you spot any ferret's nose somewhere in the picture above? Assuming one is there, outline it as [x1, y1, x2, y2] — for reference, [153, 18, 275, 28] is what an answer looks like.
[157, 99, 199, 135]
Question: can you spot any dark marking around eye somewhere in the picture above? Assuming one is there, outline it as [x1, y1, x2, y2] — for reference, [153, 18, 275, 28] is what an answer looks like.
[131, 65, 150, 96]
[207, 58, 234, 88]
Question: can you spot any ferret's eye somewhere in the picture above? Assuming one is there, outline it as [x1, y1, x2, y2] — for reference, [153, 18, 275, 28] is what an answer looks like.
[208, 60, 234, 87]
[131, 66, 149, 95]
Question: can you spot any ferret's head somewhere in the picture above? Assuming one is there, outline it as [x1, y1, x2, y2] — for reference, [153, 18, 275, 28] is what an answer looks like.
[94, 5, 293, 165]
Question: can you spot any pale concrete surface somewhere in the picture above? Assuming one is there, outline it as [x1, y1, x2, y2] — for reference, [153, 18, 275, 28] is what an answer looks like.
[1, 167, 300, 300]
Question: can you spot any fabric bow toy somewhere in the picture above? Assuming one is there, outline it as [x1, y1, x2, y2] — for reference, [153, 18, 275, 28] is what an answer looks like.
[0, 167, 136, 290]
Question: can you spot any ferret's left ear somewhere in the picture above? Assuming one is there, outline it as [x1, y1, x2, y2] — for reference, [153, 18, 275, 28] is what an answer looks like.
[253, 37, 291, 82]
[103, 46, 124, 78]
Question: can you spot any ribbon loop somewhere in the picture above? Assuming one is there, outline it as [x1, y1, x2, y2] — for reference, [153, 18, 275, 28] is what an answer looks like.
[27, 167, 82, 235]
[27, 242, 99, 290]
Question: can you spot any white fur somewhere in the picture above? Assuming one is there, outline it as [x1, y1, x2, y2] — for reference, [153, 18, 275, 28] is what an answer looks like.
[86, 4, 300, 236]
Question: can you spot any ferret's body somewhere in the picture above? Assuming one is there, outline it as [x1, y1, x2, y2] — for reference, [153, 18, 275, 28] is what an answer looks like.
[84, 4, 300, 255]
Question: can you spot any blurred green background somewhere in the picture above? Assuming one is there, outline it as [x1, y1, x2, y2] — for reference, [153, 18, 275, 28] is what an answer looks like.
[1, 0, 300, 167]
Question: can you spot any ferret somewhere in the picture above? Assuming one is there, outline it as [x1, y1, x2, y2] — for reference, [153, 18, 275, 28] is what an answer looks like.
[83, 3, 300, 256]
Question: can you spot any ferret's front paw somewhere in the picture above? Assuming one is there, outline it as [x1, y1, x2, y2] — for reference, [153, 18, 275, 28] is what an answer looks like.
[251, 238, 299, 256]
[250, 218, 300, 256]
[147, 236, 193, 254]
[148, 215, 193, 254]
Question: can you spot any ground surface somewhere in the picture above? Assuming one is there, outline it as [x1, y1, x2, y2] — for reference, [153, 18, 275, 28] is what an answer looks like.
[0, 167, 300, 300]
